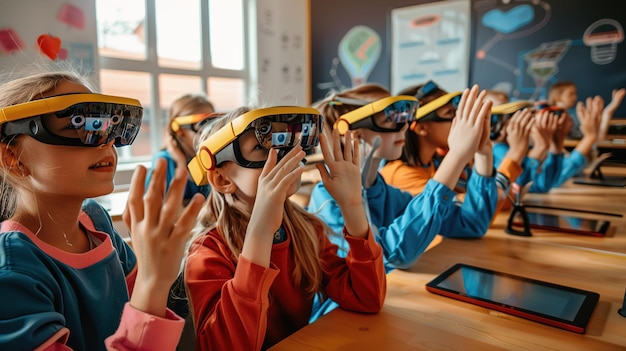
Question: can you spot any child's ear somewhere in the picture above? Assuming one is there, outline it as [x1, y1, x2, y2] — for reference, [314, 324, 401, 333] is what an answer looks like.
[411, 122, 428, 136]
[207, 168, 236, 194]
[0, 143, 28, 176]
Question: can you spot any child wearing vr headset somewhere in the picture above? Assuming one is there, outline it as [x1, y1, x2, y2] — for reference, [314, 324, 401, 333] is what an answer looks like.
[0, 70, 204, 350]
[381, 81, 524, 229]
[146, 93, 217, 203]
[306, 84, 497, 318]
[491, 96, 605, 191]
[183, 106, 385, 351]
[490, 101, 560, 193]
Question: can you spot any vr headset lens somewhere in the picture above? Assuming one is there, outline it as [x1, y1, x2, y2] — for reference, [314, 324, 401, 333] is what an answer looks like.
[348, 99, 419, 133]
[219, 113, 322, 168]
[2, 101, 143, 147]
[383, 100, 418, 124]
[251, 114, 320, 151]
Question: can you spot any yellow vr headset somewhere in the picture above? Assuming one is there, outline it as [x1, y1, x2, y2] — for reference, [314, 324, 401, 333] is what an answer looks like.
[412, 80, 462, 122]
[187, 106, 323, 186]
[332, 95, 419, 135]
[489, 100, 534, 139]
[0, 93, 143, 147]
[491, 100, 535, 115]
[415, 91, 462, 121]
[170, 112, 223, 133]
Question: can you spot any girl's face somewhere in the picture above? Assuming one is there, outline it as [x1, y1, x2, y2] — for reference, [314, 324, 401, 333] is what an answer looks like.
[420, 120, 452, 149]
[357, 111, 408, 160]
[418, 103, 456, 149]
[174, 128, 197, 158]
[14, 80, 118, 200]
[220, 130, 301, 209]
[558, 86, 577, 109]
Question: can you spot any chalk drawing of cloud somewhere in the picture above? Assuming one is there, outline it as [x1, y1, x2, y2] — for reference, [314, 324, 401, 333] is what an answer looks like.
[482, 4, 534, 34]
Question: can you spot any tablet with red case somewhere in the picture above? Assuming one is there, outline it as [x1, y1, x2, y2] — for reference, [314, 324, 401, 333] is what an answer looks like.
[425, 263, 599, 333]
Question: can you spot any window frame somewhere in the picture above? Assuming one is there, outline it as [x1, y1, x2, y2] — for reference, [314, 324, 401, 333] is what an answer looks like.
[97, 0, 251, 165]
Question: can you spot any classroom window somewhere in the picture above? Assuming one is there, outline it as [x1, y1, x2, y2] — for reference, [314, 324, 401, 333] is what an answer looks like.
[95, 0, 248, 164]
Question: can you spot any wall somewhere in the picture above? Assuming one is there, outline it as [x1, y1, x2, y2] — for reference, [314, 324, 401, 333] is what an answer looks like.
[310, 0, 430, 102]
[0, 0, 98, 77]
[310, 0, 626, 117]
[470, 0, 626, 117]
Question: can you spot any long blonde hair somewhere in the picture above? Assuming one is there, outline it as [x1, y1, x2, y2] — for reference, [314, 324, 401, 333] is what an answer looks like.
[190, 107, 329, 297]
[0, 69, 94, 220]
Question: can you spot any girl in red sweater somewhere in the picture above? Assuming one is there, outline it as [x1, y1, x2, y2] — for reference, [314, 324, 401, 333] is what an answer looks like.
[184, 106, 386, 351]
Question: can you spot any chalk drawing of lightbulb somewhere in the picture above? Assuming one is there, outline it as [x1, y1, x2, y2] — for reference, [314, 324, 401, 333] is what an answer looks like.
[583, 19, 624, 65]
[338, 25, 382, 86]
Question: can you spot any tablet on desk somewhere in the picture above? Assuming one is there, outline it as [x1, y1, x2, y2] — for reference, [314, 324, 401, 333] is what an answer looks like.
[572, 176, 625, 187]
[511, 212, 610, 237]
[425, 263, 599, 334]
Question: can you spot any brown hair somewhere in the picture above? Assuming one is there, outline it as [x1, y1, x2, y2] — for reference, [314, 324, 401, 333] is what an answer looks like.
[0, 69, 94, 220]
[397, 83, 447, 167]
[169, 93, 215, 119]
[548, 81, 576, 106]
[313, 83, 391, 136]
[190, 107, 331, 298]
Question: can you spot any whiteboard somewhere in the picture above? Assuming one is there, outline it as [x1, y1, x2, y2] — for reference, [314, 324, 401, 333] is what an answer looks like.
[390, 0, 470, 94]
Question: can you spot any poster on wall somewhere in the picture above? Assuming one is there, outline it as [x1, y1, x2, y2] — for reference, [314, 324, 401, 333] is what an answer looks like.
[390, 0, 470, 94]
[255, 0, 309, 105]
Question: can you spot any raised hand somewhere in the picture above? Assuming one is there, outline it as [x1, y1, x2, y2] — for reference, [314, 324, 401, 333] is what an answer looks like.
[505, 108, 535, 164]
[244, 146, 306, 267]
[316, 130, 368, 238]
[528, 110, 558, 160]
[123, 156, 205, 317]
[250, 146, 305, 235]
[551, 112, 572, 154]
[446, 85, 492, 166]
[578, 96, 604, 139]
[599, 88, 625, 140]
[575, 95, 605, 157]
[316, 130, 361, 208]
[434, 85, 492, 189]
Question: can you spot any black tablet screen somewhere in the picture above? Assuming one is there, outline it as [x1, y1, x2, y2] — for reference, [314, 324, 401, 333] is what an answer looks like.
[436, 265, 586, 321]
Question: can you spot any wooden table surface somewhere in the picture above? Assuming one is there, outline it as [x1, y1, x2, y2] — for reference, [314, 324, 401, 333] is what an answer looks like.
[270, 236, 626, 351]
[270, 174, 626, 351]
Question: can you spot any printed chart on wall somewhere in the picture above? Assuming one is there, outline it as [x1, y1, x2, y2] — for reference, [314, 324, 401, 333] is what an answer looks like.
[390, 0, 470, 95]
[255, 0, 309, 106]
[470, 0, 626, 113]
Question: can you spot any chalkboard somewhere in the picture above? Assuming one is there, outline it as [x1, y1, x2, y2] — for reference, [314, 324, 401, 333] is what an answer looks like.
[470, 0, 626, 117]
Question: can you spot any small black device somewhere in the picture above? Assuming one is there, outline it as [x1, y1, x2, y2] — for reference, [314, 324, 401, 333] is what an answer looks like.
[510, 212, 610, 237]
[426, 263, 600, 333]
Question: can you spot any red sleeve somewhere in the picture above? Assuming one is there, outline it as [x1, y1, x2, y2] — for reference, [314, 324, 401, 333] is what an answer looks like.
[184, 233, 279, 351]
[320, 228, 386, 313]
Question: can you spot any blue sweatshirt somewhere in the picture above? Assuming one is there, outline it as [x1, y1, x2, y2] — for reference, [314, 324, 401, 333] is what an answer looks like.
[0, 200, 137, 351]
[307, 172, 497, 321]
[146, 149, 210, 200]
[493, 142, 567, 193]
[308, 171, 498, 270]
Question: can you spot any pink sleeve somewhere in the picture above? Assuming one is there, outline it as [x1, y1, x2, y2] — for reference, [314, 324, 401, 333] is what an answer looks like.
[104, 303, 184, 351]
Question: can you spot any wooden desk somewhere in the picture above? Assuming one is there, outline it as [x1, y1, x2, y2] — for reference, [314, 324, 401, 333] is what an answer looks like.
[270, 236, 626, 350]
